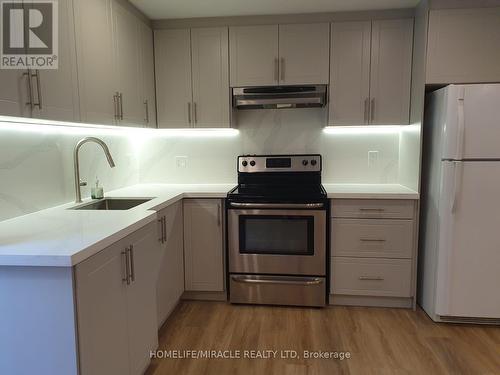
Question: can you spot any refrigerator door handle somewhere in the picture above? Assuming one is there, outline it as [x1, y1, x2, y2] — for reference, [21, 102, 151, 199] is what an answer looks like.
[456, 88, 466, 160]
[451, 161, 463, 213]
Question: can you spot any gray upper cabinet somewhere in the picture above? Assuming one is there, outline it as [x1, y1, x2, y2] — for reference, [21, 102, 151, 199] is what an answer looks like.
[155, 27, 230, 128]
[329, 21, 371, 125]
[74, 0, 116, 125]
[426, 8, 500, 84]
[369, 19, 413, 125]
[329, 18, 413, 126]
[31, 0, 80, 122]
[155, 29, 195, 128]
[140, 22, 157, 127]
[229, 25, 279, 86]
[112, 0, 145, 127]
[278, 23, 330, 85]
[0, 0, 155, 127]
[191, 27, 230, 128]
[0, 70, 31, 118]
[0, 0, 79, 122]
[229, 23, 330, 87]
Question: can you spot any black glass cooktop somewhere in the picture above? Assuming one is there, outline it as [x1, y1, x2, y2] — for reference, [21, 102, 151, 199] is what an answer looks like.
[227, 184, 327, 203]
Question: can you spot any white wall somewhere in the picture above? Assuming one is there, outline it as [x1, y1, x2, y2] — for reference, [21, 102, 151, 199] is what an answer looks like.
[0, 121, 140, 222]
[139, 109, 401, 184]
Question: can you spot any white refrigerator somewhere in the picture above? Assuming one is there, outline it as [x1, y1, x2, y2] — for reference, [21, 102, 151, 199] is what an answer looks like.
[420, 84, 500, 323]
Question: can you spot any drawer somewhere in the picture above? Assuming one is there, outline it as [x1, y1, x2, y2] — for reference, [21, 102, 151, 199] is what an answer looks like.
[331, 257, 412, 297]
[331, 219, 414, 258]
[230, 275, 326, 307]
[331, 199, 414, 219]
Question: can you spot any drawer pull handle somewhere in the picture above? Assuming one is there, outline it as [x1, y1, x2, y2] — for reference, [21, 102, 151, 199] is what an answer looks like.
[358, 276, 384, 281]
[360, 238, 386, 242]
[232, 276, 323, 286]
[359, 208, 385, 212]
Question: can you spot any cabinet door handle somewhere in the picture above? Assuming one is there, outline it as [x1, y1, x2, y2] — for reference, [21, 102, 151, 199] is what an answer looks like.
[128, 245, 135, 282]
[359, 276, 384, 281]
[187, 102, 192, 125]
[274, 58, 279, 82]
[118, 93, 124, 120]
[162, 216, 166, 243]
[364, 98, 369, 124]
[280, 58, 285, 81]
[122, 250, 130, 285]
[370, 98, 375, 123]
[23, 70, 34, 110]
[158, 217, 164, 243]
[360, 238, 386, 242]
[29, 69, 42, 109]
[144, 99, 149, 124]
[34, 70, 42, 108]
[163, 216, 167, 243]
[217, 203, 221, 227]
[193, 102, 197, 124]
[114, 92, 120, 120]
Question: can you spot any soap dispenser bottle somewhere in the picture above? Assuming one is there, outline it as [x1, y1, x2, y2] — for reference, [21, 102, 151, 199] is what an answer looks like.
[91, 177, 104, 199]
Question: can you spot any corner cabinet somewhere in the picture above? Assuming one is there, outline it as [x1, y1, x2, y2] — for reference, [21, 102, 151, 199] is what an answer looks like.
[74, 0, 155, 126]
[183, 199, 225, 292]
[229, 23, 330, 86]
[329, 19, 414, 125]
[155, 27, 230, 128]
[75, 222, 159, 375]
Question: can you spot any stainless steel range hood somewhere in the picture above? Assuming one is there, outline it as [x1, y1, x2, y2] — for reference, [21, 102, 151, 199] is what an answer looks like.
[232, 85, 327, 110]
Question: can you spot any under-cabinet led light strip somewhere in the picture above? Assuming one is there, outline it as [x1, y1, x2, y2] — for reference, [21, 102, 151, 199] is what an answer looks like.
[323, 125, 420, 135]
[0, 116, 240, 137]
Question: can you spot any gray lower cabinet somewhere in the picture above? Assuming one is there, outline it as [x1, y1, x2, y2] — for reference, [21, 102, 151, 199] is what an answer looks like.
[183, 199, 225, 292]
[156, 201, 185, 327]
[75, 222, 159, 375]
[330, 199, 418, 308]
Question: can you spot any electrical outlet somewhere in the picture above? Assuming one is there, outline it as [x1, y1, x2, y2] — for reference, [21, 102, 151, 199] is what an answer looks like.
[368, 151, 379, 168]
[175, 156, 188, 169]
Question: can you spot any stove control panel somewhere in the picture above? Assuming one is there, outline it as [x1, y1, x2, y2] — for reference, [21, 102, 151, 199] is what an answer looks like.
[238, 155, 322, 173]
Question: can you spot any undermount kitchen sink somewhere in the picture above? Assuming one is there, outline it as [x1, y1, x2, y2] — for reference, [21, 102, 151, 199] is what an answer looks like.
[71, 198, 153, 211]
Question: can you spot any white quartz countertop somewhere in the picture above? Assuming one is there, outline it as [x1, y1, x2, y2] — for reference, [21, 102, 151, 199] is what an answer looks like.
[0, 183, 418, 267]
[0, 184, 234, 267]
[323, 184, 420, 200]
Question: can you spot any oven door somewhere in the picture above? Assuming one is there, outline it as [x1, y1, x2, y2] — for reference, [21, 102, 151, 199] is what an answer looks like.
[228, 206, 326, 275]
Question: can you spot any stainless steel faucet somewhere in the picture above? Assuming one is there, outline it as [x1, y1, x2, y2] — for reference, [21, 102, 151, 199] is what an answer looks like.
[74, 137, 116, 203]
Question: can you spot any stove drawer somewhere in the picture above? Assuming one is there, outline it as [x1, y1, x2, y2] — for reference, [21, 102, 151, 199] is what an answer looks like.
[331, 219, 414, 258]
[230, 275, 326, 307]
[331, 199, 414, 219]
[331, 257, 412, 297]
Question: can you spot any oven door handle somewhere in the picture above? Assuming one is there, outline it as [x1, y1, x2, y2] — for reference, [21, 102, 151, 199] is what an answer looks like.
[231, 276, 323, 286]
[229, 202, 324, 209]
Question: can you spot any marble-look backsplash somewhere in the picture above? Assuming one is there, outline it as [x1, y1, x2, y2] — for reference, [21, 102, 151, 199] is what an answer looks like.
[0, 123, 139, 222]
[139, 108, 400, 184]
[1, 109, 408, 222]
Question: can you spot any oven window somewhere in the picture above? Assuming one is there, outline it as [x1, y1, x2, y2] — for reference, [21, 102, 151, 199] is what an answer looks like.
[239, 215, 314, 255]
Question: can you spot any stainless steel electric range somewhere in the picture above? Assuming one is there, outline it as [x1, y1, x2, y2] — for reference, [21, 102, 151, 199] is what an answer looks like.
[226, 154, 328, 307]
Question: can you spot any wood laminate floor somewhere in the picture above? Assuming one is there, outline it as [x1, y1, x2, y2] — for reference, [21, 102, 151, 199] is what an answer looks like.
[146, 301, 500, 375]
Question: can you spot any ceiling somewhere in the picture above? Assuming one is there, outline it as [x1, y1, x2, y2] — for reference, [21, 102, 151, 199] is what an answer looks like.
[130, 0, 420, 20]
